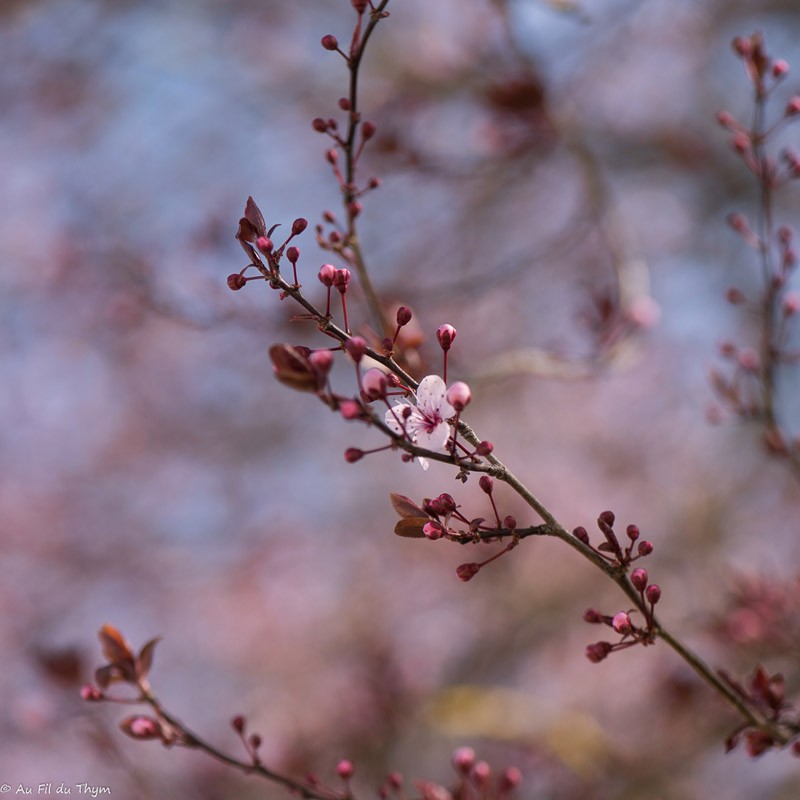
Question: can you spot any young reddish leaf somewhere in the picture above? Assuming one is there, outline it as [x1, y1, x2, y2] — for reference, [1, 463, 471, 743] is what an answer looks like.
[243, 196, 267, 238]
[390, 492, 428, 519]
[269, 344, 321, 392]
[394, 517, 428, 538]
[98, 624, 134, 666]
[137, 636, 162, 679]
[94, 664, 116, 689]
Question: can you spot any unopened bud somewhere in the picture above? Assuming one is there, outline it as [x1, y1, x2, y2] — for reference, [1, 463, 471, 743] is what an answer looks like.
[436, 324, 457, 351]
[773, 59, 790, 78]
[452, 746, 475, 775]
[339, 399, 362, 420]
[500, 767, 522, 791]
[227, 273, 247, 291]
[312, 118, 328, 133]
[80, 685, 104, 702]
[475, 441, 493, 456]
[503, 514, 517, 529]
[473, 762, 491, 787]
[598, 510, 615, 527]
[446, 381, 471, 411]
[423, 521, 444, 540]
[585, 641, 612, 663]
[120, 715, 162, 740]
[334, 268, 352, 292]
[256, 236, 273, 254]
[318, 263, 336, 286]
[783, 292, 800, 315]
[336, 759, 355, 780]
[612, 612, 633, 635]
[716, 110, 736, 129]
[321, 34, 339, 51]
[583, 608, 602, 624]
[396, 306, 412, 326]
[362, 368, 388, 400]
[631, 568, 648, 591]
[787, 97, 800, 117]
[361, 121, 377, 140]
[645, 584, 662, 604]
[638, 540, 654, 556]
[231, 715, 246, 734]
[348, 201, 362, 219]
[456, 562, 481, 582]
[479, 475, 494, 494]
[344, 448, 364, 463]
[726, 286, 747, 305]
[292, 218, 308, 235]
[345, 336, 367, 362]
[573, 526, 590, 544]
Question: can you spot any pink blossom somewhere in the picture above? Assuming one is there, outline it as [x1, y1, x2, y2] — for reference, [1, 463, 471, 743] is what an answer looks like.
[384, 375, 455, 469]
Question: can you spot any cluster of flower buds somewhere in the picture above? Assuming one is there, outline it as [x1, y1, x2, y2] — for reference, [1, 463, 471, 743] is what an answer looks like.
[377, 747, 521, 800]
[721, 665, 800, 757]
[572, 511, 653, 568]
[583, 567, 662, 663]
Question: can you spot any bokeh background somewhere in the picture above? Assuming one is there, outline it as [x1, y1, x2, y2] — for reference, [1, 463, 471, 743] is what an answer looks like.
[3, 0, 800, 797]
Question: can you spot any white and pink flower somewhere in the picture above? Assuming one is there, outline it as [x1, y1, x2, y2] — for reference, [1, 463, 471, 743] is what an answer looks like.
[384, 375, 455, 469]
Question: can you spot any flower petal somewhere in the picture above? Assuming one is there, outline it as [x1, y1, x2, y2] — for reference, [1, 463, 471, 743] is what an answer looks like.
[416, 420, 450, 452]
[416, 375, 447, 416]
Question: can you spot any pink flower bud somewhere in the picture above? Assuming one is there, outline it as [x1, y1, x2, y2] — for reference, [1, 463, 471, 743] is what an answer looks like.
[437, 493, 457, 513]
[716, 110, 736, 129]
[731, 36, 751, 57]
[345, 336, 367, 362]
[310, 349, 334, 376]
[726, 287, 747, 305]
[787, 97, 800, 117]
[503, 514, 517, 529]
[321, 34, 339, 51]
[627, 296, 661, 329]
[388, 772, 403, 788]
[638, 540, 654, 557]
[738, 347, 760, 371]
[456, 562, 481, 582]
[292, 218, 308, 235]
[598, 510, 615, 527]
[326, 148, 339, 164]
[368, 177, 382, 189]
[227, 273, 247, 291]
[361, 121, 377, 140]
[338, 97, 351, 110]
[336, 759, 355, 780]
[612, 612, 633, 635]
[783, 292, 800, 315]
[323, 210, 336, 223]
[773, 59, 789, 78]
[286, 246, 300, 263]
[334, 268, 352, 292]
[732, 132, 750, 153]
[626, 524, 639, 541]
[312, 118, 328, 133]
[436, 324, 457, 351]
[631, 568, 648, 591]
[573, 526, 590, 544]
[500, 767, 522, 791]
[423, 521, 444, 540]
[344, 448, 364, 463]
[231, 715, 246, 733]
[585, 641, 612, 663]
[120, 715, 162, 740]
[318, 263, 336, 286]
[452, 746, 475, 774]
[340, 399, 362, 420]
[249, 733, 262, 749]
[645, 584, 662, 605]
[352, 0, 368, 12]
[396, 306, 412, 326]
[473, 762, 491, 787]
[475, 441, 493, 456]
[362, 368, 388, 400]
[348, 201, 363, 219]
[583, 608, 602, 623]
[446, 381, 471, 411]
[256, 236, 273, 254]
[479, 475, 494, 494]
[80, 685, 104, 702]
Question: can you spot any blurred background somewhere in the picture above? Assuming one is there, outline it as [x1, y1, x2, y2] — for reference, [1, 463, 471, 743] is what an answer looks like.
[3, 0, 800, 797]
